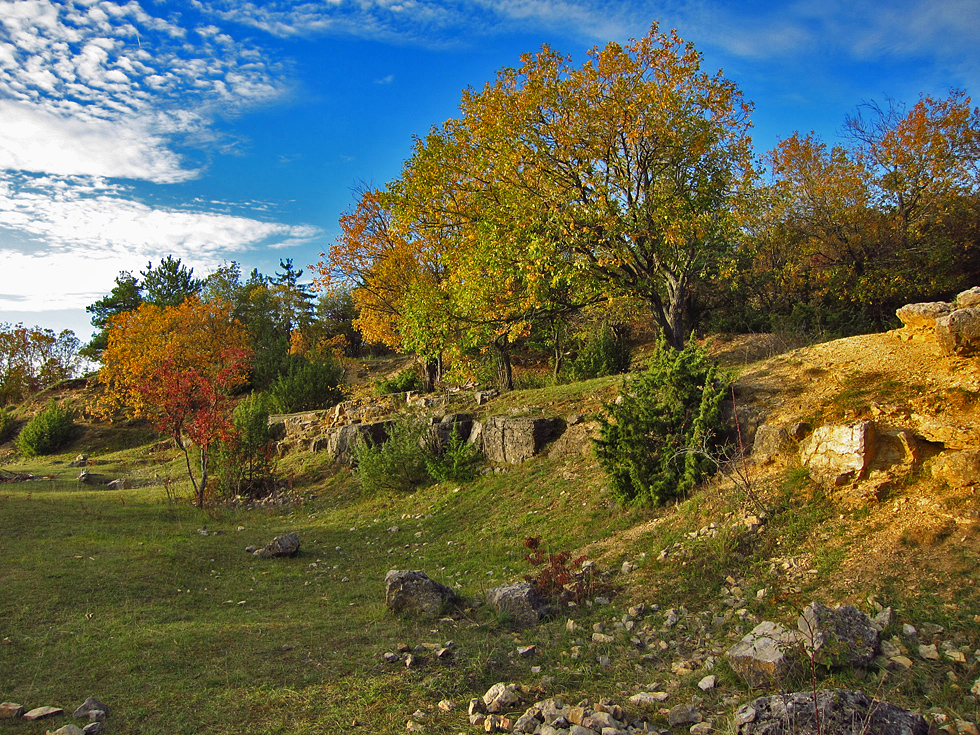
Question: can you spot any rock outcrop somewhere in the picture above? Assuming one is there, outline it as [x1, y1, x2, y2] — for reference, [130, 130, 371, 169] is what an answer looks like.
[726, 621, 802, 688]
[800, 421, 876, 485]
[252, 532, 300, 558]
[736, 689, 929, 735]
[798, 602, 879, 668]
[480, 416, 562, 464]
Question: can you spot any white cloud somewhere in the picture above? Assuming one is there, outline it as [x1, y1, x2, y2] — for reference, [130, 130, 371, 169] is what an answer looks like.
[0, 173, 321, 312]
[0, 0, 288, 183]
[0, 99, 193, 182]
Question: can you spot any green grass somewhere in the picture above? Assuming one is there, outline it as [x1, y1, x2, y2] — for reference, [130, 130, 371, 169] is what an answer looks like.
[0, 450, 648, 735]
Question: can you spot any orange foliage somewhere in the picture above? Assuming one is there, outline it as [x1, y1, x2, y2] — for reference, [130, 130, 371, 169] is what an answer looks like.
[97, 297, 251, 420]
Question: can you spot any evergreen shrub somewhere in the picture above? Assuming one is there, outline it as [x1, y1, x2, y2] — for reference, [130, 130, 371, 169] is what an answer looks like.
[374, 368, 426, 396]
[213, 392, 277, 498]
[594, 339, 727, 505]
[426, 426, 480, 483]
[16, 401, 75, 456]
[268, 356, 346, 414]
[566, 323, 632, 381]
[352, 416, 430, 493]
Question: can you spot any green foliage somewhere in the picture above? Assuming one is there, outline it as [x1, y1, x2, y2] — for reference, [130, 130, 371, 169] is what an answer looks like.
[268, 356, 346, 414]
[566, 323, 632, 382]
[426, 426, 480, 483]
[213, 392, 277, 499]
[15, 400, 76, 457]
[352, 416, 431, 493]
[0, 408, 15, 443]
[374, 368, 426, 395]
[594, 340, 727, 505]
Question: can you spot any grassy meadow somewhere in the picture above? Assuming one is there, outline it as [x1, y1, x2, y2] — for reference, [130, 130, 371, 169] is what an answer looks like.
[0, 441, 654, 735]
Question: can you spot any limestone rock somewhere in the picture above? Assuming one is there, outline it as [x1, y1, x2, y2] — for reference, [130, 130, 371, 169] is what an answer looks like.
[23, 706, 63, 721]
[0, 703, 24, 718]
[486, 582, 548, 628]
[480, 416, 561, 464]
[384, 570, 457, 617]
[800, 421, 876, 484]
[630, 692, 668, 707]
[798, 602, 879, 668]
[483, 682, 520, 713]
[82, 724, 104, 735]
[428, 413, 474, 453]
[958, 287, 980, 308]
[910, 413, 979, 450]
[932, 450, 980, 487]
[896, 301, 953, 335]
[309, 421, 391, 465]
[107, 478, 132, 490]
[547, 420, 601, 459]
[72, 698, 109, 720]
[475, 389, 499, 405]
[668, 704, 702, 726]
[752, 424, 792, 463]
[937, 307, 980, 356]
[49, 726, 84, 735]
[735, 689, 928, 735]
[726, 621, 802, 688]
[253, 532, 300, 558]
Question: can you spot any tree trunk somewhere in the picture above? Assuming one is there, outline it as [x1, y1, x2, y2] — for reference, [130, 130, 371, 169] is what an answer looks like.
[197, 447, 209, 509]
[422, 356, 440, 393]
[492, 336, 513, 391]
[662, 273, 689, 350]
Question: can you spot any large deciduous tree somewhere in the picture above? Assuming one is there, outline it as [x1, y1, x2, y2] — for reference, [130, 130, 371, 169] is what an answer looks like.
[97, 297, 251, 507]
[436, 25, 755, 349]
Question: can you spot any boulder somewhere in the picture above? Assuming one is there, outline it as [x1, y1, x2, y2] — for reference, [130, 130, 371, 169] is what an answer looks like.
[483, 682, 521, 714]
[428, 413, 474, 453]
[798, 602, 879, 668]
[936, 308, 980, 356]
[23, 706, 63, 720]
[726, 621, 803, 688]
[735, 689, 928, 735]
[932, 450, 980, 487]
[800, 421, 876, 484]
[481, 417, 562, 464]
[486, 582, 549, 628]
[896, 301, 953, 337]
[475, 389, 499, 406]
[909, 413, 979, 450]
[107, 479, 132, 490]
[253, 532, 300, 558]
[49, 726, 85, 735]
[73, 697, 110, 719]
[956, 286, 980, 309]
[384, 570, 458, 617]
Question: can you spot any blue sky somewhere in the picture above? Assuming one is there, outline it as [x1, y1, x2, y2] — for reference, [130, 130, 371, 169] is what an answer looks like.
[1, 0, 978, 343]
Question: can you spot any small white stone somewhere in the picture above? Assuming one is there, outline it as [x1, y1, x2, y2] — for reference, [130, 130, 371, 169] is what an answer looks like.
[698, 675, 717, 691]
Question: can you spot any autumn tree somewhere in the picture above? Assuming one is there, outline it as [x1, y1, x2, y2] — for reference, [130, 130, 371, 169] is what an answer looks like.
[432, 25, 755, 350]
[752, 92, 980, 330]
[312, 186, 453, 388]
[97, 297, 251, 507]
[0, 324, 81, 406]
